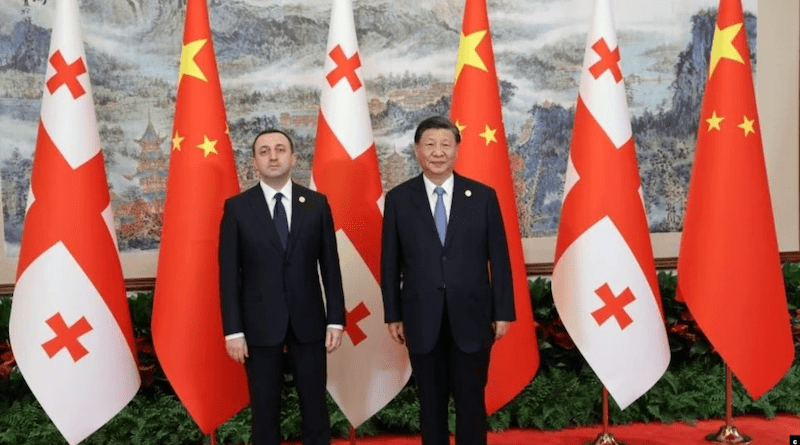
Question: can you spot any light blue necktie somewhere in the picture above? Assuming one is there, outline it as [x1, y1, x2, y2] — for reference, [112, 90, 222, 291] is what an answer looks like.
[433, 186, 447, 245]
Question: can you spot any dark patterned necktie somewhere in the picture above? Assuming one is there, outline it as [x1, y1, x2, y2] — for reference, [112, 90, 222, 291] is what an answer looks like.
[274, 192, 289, 250]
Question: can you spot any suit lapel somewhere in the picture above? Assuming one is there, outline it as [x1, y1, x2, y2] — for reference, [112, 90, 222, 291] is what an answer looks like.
[246, 184, 284, 254]
[285, 182, 307, 257]
[411, 174, 446, 248]
[444, 174, 466, 250]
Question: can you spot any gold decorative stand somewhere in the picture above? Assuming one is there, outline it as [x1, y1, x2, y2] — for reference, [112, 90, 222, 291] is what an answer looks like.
[586, 387, 626, 445]
[705, 366, 751, 444]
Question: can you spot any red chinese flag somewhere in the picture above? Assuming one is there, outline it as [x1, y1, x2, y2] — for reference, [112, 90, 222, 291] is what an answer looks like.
[677, 0, 794, 399]
[450, 0, 539, 413]
[151, 0, 248, 432]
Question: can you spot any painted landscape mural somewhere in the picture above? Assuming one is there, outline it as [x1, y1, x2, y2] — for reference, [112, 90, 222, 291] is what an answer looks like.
[0, 0, 758, 259]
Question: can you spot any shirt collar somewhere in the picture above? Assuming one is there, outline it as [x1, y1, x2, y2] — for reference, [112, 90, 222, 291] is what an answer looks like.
[260, 180, 292, 203]
[422, 173, 454, 197]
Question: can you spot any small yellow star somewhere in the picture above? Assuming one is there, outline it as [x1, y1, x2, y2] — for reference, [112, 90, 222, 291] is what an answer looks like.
[225, 124, 229, 135]
[455, 30, 488, 82]
[455, 120, 466, 134]
[737, 115, 755, 137]
[179, 39, 208, 86]
[172, 131, 184, 151]
[709, 23, 744, 78]
[479, 124, 497, 146]
[197, 135, 218, 157]
[706, 111, 724, 132]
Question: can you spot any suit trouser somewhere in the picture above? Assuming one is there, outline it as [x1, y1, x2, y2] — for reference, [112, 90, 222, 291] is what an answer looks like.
[246, 322, 330, 445]
[409, 302, 492, 445]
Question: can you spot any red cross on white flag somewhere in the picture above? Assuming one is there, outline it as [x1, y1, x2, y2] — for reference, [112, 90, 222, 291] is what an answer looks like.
[551, 0, 669, 410]
[311, 0, 411, 428]
[8, 0, 140, 442]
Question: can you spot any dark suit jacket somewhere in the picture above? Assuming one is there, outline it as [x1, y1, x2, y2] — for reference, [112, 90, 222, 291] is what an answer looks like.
[381, 173, 515, 355]
[219, 182, 345, 347]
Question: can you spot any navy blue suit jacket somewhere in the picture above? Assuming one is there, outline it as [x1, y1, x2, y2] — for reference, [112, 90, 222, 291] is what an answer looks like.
[381, 173, 515, 355]
[219, 182, 345, 347]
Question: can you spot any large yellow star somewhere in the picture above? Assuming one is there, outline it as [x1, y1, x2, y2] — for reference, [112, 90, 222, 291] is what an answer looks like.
[197, 135, 218, 157]
[455, 120, 467, 134]
[455, 30, 488, 82]
[706, 111, 724, 132]
[179, 39, 208, 86]
[172, 131, 184, 151]
[708, 23, 744, 78]
[479, 124, 497, 146]
[737, 115, 755, 137]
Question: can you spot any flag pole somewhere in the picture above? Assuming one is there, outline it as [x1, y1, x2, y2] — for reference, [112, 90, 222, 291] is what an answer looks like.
[585, 387, 625, 445]
[704, 364, 751, 443]
[349, 423, 357, 445]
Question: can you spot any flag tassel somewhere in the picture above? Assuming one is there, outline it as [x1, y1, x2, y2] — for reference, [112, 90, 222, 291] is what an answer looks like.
[585, 387, 625, 445]
[703, 365, 752, 444]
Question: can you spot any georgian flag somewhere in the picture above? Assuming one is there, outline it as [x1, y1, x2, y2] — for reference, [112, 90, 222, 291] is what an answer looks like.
[311, 0, 411, 428]
[551, 0, 669, 410]
[9, 0, 140, 443]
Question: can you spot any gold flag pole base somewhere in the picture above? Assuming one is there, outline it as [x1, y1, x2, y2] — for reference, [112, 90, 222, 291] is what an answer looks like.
[704, 365, 751, 444]
[587, 432, 626, 445]
[585, 388, 627, 445]
[704, 425, 752, 444]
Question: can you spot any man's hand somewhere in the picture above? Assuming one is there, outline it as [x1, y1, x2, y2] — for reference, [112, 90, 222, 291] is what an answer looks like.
[387, 321, 405, 345]
[493, 321, 510, 340]
[326, 327, 343, 353]
[226, 337, 248, 364]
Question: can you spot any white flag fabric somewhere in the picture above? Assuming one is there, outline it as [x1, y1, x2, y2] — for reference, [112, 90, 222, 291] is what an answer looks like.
[551, 0, 669, 410]
[311, 0, 411, 428]
[9, 0, 140, 442]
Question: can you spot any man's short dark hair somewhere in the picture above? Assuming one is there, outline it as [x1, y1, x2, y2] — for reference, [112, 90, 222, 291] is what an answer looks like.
[413, 116, 461, 144]
[252, 129, 294, 155]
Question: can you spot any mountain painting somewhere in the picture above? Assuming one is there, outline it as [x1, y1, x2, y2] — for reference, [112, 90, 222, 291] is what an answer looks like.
[2, 0, 792, 278]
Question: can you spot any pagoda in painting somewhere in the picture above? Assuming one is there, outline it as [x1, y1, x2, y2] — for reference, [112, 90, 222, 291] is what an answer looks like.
[135, 114, 168, 203]
[114, 114, 168, 250]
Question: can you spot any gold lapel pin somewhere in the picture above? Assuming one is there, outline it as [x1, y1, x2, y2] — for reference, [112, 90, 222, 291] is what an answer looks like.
[465, 190, 472, 197]
[299, 196, 306, 203]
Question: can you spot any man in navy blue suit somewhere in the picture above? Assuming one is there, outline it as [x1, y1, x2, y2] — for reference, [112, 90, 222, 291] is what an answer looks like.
[381, 116, 515, 445]
[219, 129, 345, 445]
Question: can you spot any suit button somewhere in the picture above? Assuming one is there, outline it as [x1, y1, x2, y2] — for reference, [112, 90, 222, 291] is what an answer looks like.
[442, 255, 447, 261]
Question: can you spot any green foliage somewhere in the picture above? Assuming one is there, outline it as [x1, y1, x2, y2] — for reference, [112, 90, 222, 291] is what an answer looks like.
[501, 366, 602, 429]
[657, 270, 680, 323]
[784, 262, 800, 312]
[0, 296, 10, 341]
[128, 292, 154, 337]
[2, 266, 800, 444]
[529, 277, 556, 322]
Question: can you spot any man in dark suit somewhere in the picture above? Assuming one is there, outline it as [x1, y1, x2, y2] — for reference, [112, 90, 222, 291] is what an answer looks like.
[381, 116, 515, 445]
[219, 129, 345, 445]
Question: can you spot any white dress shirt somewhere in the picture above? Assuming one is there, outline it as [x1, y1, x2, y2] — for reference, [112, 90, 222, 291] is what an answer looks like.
[260, 179, 293, 227]
[422, 173, 454, 220]
[226, 179, 341, 342]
